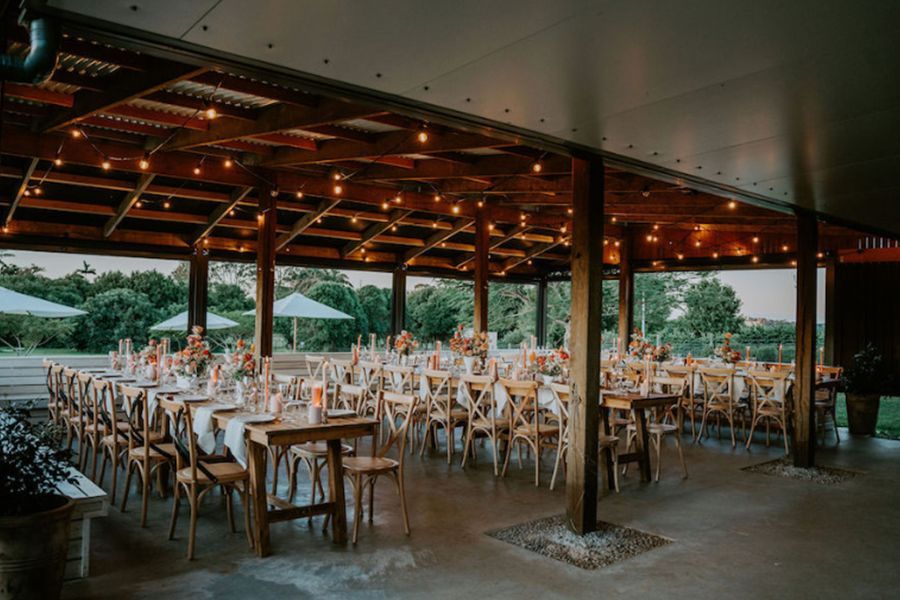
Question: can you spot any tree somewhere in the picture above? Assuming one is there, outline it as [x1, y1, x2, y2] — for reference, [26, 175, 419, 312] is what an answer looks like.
[280, 267, 350, 293]
[406, 280, 472, 342]
[357, 285, 391, 338]
[0, 315, 74, 355]
[71, 288, 157, 352]
[209, 262, 255, 291]
[294, 281, 368, 351]
[208, 283, 254, 313]
[679, 278, 743, 336]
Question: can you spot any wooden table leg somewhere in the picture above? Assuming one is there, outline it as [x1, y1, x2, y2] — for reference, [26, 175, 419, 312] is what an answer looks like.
[326, 438, 348, 544]
[634, 409, 652, 482]
[248, 441, 271, 557]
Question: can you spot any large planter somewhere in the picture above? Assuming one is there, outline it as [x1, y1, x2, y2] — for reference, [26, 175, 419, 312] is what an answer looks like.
[845, 393, 881, 435]
[0, 495, 74, 600]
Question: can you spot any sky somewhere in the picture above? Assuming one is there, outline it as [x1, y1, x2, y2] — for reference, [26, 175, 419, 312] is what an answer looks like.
[2, 250, 824, 322]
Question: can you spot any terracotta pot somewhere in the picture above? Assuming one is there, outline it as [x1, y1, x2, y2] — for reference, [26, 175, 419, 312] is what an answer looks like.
[0, 495, 74, 600]
[845, 393, 881, 436]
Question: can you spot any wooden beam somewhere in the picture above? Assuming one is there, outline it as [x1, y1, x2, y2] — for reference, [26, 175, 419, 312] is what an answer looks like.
[103, 173, 155, 237]
[255, 185, 277, 357]
[191, 186, 254, 244]
[341, 209, 412, 258]
[456, 224, 530, 269]
[474, 207, 491, 333]
[355, 154, 572, 182]
[161, 100, 379, 151]
[502, 237, 568, 272]
[41, 65, 207, 132]
[617, 230, 634, 357]
[275, 198, 340, 251]
[536, 278, 548, 347]
[792, 213, 818, 468]
[188, 246, 209, 333]
[824, 257, 837, 365]
[566, 156, 603, 535]
[263, 129, 505, 168]
[4, 158, 39, 227]
[403, 218, 473, 264]
[391, 268, 407, 336]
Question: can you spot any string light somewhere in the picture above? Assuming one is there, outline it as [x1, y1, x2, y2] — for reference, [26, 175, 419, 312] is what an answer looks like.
[431, 221, 438, 228]
[694, 240, 701, 247]
[417, 127, 429, 143]
[433, 194, 441, 202]
[567, 207, 573, 215]
[139, 155, 150, 170]
[331, 170, 343, 181]
[23, 189, 30, 197]
[381, 201, 389, 210]
[229, 209, 235, 216]
[488, 223, 495, 231]
[751, 256, 759, 263]
[391, 225, 398, 232]
[614, 240, 620, 247]
[712, 251, 719, 259]
[224, 158, 234, 169]
[781, 244, 789, 252]
[163, 201, 171, 209]
[603, 239, 608, 245]
[728, 200, 737, 209]
[817, 252, 824, 259]
[295, 191, 304, 199]
[70, 129, 81, 139]
[477, 200, 484, 208]
[53, 155, 63, 167]
[101, 159, 111, 171]
[752, 236, 759, 243]
[652, 224, 659, 231]
[33, 186, 42, 196]
[333, 184, 343, 195]
[791, 260, 798, 266]
[452, 205, 460, 214]
[135, 200, 143, 208]
[646, 234, 653, 242]
[205, 105, 218, 120]
[611, 216, 617, 223]
[193, 164, 202, 176]
[677, 253, 684, 260]
[351, 215, 358, 223]
[394, 194, 402, 204]
[531, 161, 543, 173]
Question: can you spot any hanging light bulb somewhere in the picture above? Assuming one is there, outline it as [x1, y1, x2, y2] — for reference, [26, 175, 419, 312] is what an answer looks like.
[23, 189, 30, 197]
[33, 186, 42, 196]
[751, 256, 759, 263]
[611, 216, 617, 223]
[394, 193, 402, 204]
[417, 127, 429, 143]
[295, 191, 304, 199]
[333, 184, 343, 195]
[101, 159, 111, 171]
[229, 209, 236, 216]
[224, 158, 234, 169]
[646, 234, 653, 242]
[452, 205, 460, 214]
[381, 201, 389, 210]
[728, 200, 737, 209]
[193, 164, 202, 176]
[205, 105, 218, 120]
[331, 170, 343, 181]
[139, 155, 150, 171]
[614, 240, 620, 247]
[391, 225, 398, 232]
[70, 129, 81, 139]
[677, 253, 684, 260]
[434, 194, 441, 202]
[752, 236, 760, 244]
[781, 244, 789, 252]
[135, 200, 143, 208]
[351, 215, 358, 223]
[163, 200, 171, 209]
[531, 161, 543, 173]
[477, 200, 484, 208]
[694, 240, 701, 247]
[53, 155, 63, 167]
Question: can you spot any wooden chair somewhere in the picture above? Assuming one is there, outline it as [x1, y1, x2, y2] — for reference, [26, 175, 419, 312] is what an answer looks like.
[816, 366, 843, 444]
[120, 385, 175, 526]
[302, 355, 326, 400]
[624, 376, 688, 481]
[699, 367, 745, 448]
[500, 379, 559, 486]
[459, 374, 508, 476]
[43, 359, 60, 424]
[420, 369, 466, 464]
[342, 390, 418, 544]
[663, 364, 702, 437]
[93, 378, 129, 505]
[549, 382, 619, 491]
[745, 370, 792, 453]
[382, 364, 415, 394]
[60, 367, 81, 452]
[166, 402, 254, 559]
[76, 371, 102, 476]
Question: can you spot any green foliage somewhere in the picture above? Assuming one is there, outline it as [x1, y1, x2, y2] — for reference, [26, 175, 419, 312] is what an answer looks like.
[71, 288, 158, 352]
[0, 403, 76, 516]
[358, 285, 391, 338]
[679, 277, 743, 336]
[280, 267, 350, 293]
[295, 281, 368, 351]
[208, 283, 254, 313]
[407, 280, 472, 342]
[0, 315, 73, 355]
[844, 344, 892, 395]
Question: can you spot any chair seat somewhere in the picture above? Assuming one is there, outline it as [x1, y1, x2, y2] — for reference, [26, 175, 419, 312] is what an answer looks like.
[101, 432, 129, 447]
[176, 461, 248, 485]
[429, 408, 468, 421]
[342, 456, 398, 474]
[85, 421, 128, 435]
[599, 434, 619, 448]
[470, 417, 509, 430]
[513, 423, 559, 437]
[648, 423, 679, 434]
[291, 442, 354, 457]
[128, 442, 176, 461]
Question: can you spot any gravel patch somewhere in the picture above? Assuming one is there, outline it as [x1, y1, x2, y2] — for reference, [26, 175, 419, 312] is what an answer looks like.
[486, 515, 671, 570]
[742, 457, 858, 484]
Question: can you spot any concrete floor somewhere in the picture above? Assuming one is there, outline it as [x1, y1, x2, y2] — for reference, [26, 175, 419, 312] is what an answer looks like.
[65, 430, 900, 599]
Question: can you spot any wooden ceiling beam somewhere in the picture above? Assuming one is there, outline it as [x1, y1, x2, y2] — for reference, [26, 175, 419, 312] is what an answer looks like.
[191, 186, 254, 244]
[354, 154, 572, 182]
[3, 82, 74, 107]
[103, 173, 155, 237]
[262, 129, 506, 168]
[502, 237, 569, 272]
[3, 158, 39, 227]
[276, 198, 341, 251]
[403, 217, 474, 264]
[341, 208, 412, 258]
[140, 91, 259, 121]
[455, 223, 530, 269]
[40, 65, 207, 132]
[160, 99, 381, 151]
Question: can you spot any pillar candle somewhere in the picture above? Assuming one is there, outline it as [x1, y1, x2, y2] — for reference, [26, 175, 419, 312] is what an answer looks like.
[778, 343, 783, 364]
[746, 346, 750, 361]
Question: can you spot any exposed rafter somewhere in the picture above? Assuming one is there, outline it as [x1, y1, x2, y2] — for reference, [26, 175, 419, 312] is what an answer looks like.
[456, 223, 531, 269]
[275, 198, 341, 251]
[342, 209, 413, 258]
[191, 186, 254, 244]
[502, 237, 569, 272]
[3, 158, 39, 227]
[103, 173, 156, 237]
[404, 218, 473, 264]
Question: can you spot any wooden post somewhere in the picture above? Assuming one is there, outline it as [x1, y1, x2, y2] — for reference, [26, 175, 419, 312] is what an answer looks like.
[617, 230, 634, 358]
[566, 156, 604, 535]
[823, 256, 836, 365]
[255, 185, 277, 357]
[536, 277, 548, 348]
[792, 212, 817, 468]
[473, 206, 491, 333]
[390, 267, 407, 336]
[187, 245, 208, 334]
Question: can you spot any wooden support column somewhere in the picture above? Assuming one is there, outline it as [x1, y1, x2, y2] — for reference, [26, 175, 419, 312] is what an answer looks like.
[792, 212, 818, 468]
[823, 256, 837, 365]
[473, 206, 491, 334]
[390, 267, 407, 336]
[566, 156, 604, 535]
[617, 230, 634, 358]
[187, 245, 209, 334]
[536, 277, 548, 347]
[255, 185, 277, 357]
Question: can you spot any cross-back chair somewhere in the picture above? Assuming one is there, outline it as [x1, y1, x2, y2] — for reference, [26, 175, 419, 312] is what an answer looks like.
[420, 369, 466, 464]
[459, 374, 507, 476]
[500, 378, 558, 486]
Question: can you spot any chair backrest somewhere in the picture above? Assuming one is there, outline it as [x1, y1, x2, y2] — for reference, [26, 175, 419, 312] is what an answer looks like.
[76, 371, 96, 427]
[699, 367, 734, 402]
[305, 355, 325, 379]
[92, 378, 117, 435]
[459, 374, 495, 425]
[329, 359, 355, 385]
[817, 366, 843, 381]
[747, 370, 789, 406]
[422, 369, 452, 414]
[498, 378, 539, 431]
[63, 368, 79, 415]
[356, 360, 383, 401]
[273, 373, 301, 401]
[382, 364, 415, 394]
[335, 383, 368, 415]
[172, 402, 202, 483]
[42, 359, 54, 397]
[120, 385, 150, 452]
[548, 382, 571, 439]
[378, 391, 419, 461]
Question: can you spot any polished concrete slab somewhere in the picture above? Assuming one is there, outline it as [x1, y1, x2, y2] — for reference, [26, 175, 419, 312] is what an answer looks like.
[64, 431, 900, 599]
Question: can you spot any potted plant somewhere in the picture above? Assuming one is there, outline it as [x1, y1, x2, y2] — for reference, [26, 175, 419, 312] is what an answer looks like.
[843, 344, 890, 435]
[0, 403, 77, 599]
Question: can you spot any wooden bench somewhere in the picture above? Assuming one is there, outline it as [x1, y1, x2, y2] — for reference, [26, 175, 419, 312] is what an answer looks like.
[57, 467, 108, 581]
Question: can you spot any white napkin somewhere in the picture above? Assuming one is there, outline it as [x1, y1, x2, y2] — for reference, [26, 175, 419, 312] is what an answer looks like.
[224, 414, 274, 468]
[194, 403, 234, 454]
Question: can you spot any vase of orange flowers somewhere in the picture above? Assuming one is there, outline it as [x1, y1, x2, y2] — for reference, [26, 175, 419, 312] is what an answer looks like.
[450, 325, 490, 374]
[393, 330, 418, 365]
[172, 326, 212, 388]
[714, 333, 741, 364]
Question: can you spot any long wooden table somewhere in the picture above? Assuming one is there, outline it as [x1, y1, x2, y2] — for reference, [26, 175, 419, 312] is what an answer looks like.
[159, 397, 377, 556]
[600, 391, 680, 486]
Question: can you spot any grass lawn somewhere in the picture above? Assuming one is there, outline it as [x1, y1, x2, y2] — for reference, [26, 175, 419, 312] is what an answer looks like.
[835, 394, 900, 440]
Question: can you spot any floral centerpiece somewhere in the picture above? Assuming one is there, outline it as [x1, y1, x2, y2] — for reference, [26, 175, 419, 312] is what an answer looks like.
[533, 348, 570, 382]
[651, 343, 672, 363]
[226, 339, 256, 381]
[171, 326, 213, 380]
[714, 332, 741, 364]
[449, 325, 490, 373]
[628, 328, 671, 362]
[393, 330, 419, 357]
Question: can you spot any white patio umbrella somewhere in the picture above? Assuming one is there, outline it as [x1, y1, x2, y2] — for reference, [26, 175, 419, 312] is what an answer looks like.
[243, 292, 353, 351]
[0, 285, 86, 318]
[150, 310, 239, 331]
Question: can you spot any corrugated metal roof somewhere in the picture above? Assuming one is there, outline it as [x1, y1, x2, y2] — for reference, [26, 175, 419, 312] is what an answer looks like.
[167, 80, 276, 109]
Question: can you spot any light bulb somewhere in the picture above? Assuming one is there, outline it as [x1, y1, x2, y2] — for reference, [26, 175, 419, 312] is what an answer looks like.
[139, 157, 150, 170]
[417, 130, 429, 143]
[205, 106, 218, 120]
[193, 165, 201, 175]
[101, 160, 111, 171]
[333, 184, 343, 195]
[53, 157, 63, 167]
[296, 191, 303, 199]
[224, 158, 234, 168]
[531, 161, 542, 173]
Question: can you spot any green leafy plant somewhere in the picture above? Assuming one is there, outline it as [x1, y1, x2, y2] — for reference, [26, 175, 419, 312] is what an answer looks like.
[0, 403, 75, 516]
[843, 344, 891, 395]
